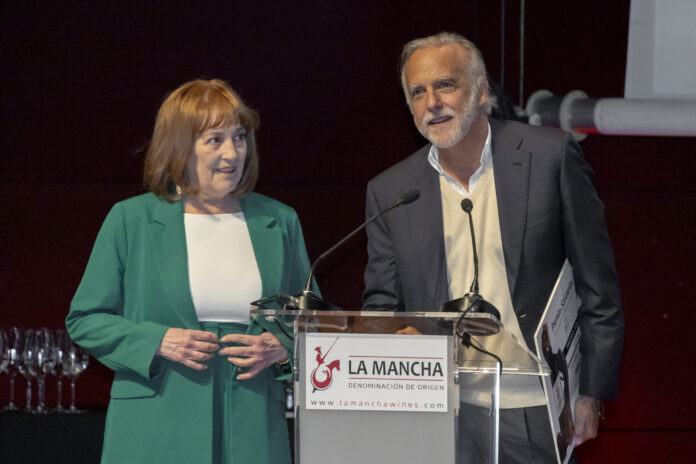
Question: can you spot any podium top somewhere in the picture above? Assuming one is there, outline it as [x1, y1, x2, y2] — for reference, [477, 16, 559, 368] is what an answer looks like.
[251, 309, 474, 317]
[250, 309, 548, 376]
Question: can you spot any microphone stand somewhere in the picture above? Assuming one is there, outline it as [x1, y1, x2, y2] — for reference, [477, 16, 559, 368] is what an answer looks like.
[295, 189, 420, 310]
[251, 189, 421, 311]
[440, 199, 502, 336]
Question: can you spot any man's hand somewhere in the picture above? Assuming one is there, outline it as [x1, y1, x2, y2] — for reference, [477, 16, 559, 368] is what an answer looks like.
[573, 395, 602, 446]
[395, 326, 422, 335]
[156, 328, 219, 370]
[218, 332, 288, 380]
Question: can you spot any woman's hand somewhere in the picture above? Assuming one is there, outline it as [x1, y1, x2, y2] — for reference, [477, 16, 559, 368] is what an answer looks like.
[156, 328, 219, 371]
[218, 332, 288, 380]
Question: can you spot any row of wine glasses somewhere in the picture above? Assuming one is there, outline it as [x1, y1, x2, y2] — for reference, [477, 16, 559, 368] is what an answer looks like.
[0, 327, 90, 413]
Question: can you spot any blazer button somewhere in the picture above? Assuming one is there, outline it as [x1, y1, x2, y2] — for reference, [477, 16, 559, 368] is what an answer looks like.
[519, 313, 527, 318]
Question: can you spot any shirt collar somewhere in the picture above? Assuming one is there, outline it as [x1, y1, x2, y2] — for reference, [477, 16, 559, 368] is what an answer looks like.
[427, 122, 492, 195]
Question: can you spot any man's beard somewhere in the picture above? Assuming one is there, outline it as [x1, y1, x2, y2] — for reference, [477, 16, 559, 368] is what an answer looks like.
[416, 92, 478, 149]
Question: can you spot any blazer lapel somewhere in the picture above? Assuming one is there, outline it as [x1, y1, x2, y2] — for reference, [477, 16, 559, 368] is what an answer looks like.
[408, 148, 450, 309]
[240, 194, 283, 300]
[490, 119, 530, 300]
[149, 198, 200, 327]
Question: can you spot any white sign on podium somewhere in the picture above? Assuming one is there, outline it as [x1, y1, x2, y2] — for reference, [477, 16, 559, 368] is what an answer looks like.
[305, 333, 448, 412]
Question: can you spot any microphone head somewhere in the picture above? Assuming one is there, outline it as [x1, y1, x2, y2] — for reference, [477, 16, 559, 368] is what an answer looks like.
[401, 189, 421, 205]
[460, 198, 473, 213]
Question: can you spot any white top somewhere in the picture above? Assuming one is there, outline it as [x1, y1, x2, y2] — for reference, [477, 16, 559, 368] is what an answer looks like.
[184, 212, 262, 323]
[434, 125, 547, 408]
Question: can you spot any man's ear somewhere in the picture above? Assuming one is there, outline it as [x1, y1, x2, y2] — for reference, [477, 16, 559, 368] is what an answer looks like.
[478, 78, 490, 107]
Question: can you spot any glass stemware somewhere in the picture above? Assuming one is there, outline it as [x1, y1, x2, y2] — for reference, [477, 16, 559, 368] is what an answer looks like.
[63, 339, 89, 413]
[3, 328, 25, 411]
[50, 330, 70, 412]
[0, 330, 9, 408]
[16, 330, 34, 412]
[24, 328, 55, 414]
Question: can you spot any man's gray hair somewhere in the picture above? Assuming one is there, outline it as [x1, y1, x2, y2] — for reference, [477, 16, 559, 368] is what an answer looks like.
[399, 31, 494, 114]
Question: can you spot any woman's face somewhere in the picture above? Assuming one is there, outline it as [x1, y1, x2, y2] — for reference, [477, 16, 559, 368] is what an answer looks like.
[187, 124, 247, 201]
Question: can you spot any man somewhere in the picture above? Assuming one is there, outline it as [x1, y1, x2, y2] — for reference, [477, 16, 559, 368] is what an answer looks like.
[362, 32, 623, 463]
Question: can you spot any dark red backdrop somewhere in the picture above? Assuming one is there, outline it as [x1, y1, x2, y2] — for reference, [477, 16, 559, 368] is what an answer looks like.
[2, 1, 695, 461]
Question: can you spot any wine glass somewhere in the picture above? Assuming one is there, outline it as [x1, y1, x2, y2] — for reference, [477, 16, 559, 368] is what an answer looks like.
[24, 328, 55, 414]
[0, 330, 9, 408]
[16, 329, 35, 412]
[3, 327, 25, 411]
[62, 339, 89, 413]
[50, 330, 70, 412]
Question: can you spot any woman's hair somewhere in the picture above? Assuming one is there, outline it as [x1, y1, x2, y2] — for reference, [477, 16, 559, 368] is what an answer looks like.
[144, 79, 260, 201]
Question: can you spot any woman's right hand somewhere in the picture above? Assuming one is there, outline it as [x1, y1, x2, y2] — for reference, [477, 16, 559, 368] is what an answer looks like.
[155, 328, 219, 370]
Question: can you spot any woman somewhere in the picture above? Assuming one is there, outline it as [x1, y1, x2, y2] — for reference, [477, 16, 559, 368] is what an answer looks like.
[66, 79, 311, 463]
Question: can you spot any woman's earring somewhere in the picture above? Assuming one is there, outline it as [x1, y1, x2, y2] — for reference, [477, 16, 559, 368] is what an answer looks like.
[176, 185, 183, 195]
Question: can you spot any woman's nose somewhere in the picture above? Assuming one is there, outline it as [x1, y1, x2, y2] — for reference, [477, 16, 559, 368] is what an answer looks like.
[221, 137, 239, 158]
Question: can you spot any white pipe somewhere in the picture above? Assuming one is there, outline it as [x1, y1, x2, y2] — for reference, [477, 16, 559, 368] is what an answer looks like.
[594, 98, 696, 137]
[525, 90, 696, 138]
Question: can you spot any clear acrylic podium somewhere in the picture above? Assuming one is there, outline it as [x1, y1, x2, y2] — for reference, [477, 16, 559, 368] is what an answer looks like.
[251, 309, 548, 464]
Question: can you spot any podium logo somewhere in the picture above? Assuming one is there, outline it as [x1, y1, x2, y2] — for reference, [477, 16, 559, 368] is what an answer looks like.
[310, 338, 340, 393]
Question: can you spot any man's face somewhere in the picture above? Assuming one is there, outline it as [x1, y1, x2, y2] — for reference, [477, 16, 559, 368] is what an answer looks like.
[404, 44, 488, 148]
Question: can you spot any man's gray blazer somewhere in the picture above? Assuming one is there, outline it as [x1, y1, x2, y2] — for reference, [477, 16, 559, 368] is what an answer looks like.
[362, 118, 623, 400]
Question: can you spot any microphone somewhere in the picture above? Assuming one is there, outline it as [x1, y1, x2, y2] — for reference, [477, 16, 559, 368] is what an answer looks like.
[460, 199, 478, 294]
[460, 198, 473, 212]
[400, 189, 421, 205]
[440, 199, 502, 336]
[295, 189, 421, 311]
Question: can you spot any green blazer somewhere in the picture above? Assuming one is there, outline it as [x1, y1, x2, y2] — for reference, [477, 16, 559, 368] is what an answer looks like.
[66, 192, 312, 463]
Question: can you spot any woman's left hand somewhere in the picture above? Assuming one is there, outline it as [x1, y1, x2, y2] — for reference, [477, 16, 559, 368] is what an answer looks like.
[218, 332, 288, 380]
